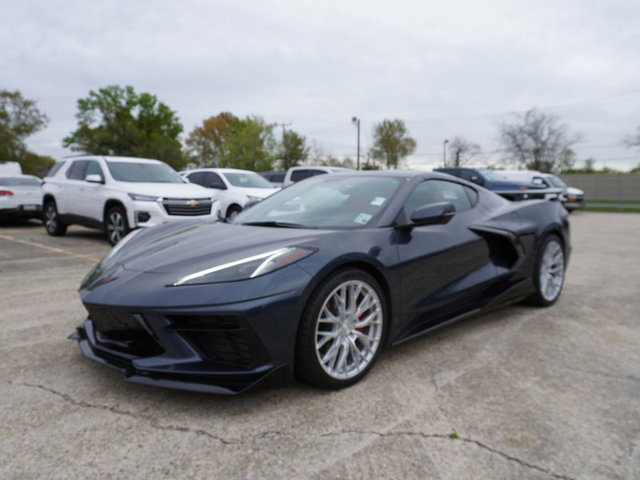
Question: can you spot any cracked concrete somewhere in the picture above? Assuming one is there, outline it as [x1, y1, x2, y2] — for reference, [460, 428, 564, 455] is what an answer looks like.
[1, 214, 639, 479]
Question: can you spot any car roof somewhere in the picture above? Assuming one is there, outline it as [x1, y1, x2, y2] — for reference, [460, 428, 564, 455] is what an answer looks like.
[63, 155, 163, 164]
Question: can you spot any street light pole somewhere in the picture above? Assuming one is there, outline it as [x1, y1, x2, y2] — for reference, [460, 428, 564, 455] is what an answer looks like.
[443, 139, 449, 168]
[352, 117, 360, 170]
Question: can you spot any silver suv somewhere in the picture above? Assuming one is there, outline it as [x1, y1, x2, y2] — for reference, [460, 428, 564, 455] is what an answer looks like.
[42, 156, 220, 244]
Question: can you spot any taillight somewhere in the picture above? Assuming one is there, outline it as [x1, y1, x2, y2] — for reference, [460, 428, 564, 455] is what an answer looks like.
[0, 190, 14, 196]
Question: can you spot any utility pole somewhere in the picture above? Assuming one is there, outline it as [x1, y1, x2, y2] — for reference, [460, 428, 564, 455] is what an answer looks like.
[443, 139, 449, 168]
[352, 117, 360, 170]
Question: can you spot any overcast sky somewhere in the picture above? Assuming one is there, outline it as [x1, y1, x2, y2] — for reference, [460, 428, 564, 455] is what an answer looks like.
[3, 0, 639, 170]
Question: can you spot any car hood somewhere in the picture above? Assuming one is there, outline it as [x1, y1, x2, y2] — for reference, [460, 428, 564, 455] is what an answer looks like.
[566, 186, 583, 196]
[105, 221, 329, 276]
[117, 182, 215, 198]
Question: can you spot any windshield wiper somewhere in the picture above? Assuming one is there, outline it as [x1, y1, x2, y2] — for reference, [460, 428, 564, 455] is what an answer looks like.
[241, 221, 307, 228]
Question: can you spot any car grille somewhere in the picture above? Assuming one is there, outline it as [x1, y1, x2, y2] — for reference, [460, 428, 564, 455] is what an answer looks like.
[168, 315, 266, 367]
[162, 197, 212, 216]
[87, 306, 163, 357]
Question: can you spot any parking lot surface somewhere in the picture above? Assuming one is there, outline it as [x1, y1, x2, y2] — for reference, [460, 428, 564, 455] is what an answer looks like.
[1, 213, 639, 479]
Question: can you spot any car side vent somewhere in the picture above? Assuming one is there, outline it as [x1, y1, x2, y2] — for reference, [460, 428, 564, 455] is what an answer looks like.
[470, 227, 523, 269]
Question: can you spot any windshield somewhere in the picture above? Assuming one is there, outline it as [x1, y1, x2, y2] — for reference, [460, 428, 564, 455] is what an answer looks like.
[222, 171, 275, 188]
[107, 161, 184, 183]
[234, 175, 403, 229]
[546, 175, 567, 187]
[478, 169, 507, 181]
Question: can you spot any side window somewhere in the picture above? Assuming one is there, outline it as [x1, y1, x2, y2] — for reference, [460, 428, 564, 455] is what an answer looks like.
[205, 172, 226, 189]
[66, 161, 88, 180]
[290, 169, 312, 182]
[403, 180, 473, 216]
[85, 161, 104, 181]
[460, 170, 475, 181]
[309, 170, 328, 178]
[187, 172, 207, 186]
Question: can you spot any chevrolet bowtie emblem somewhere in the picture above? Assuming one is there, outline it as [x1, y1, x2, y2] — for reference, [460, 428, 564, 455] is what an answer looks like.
[186, 200, 199, 207]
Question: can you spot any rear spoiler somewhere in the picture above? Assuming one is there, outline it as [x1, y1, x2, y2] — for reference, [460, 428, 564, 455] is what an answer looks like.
[493, 187, 563, 202]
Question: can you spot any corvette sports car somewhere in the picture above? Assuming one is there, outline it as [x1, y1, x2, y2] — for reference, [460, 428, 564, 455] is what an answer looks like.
[70, 171, 570, 394]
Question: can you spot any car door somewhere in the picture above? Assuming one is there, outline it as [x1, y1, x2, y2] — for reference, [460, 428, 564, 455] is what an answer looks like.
[77, 160, 106, 222]
[57, 160, 88, 215]
[395, 179, 496, 336]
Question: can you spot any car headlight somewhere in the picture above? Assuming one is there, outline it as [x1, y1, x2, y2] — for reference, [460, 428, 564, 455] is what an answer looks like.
[246, 195, 261, 203]
[172, 246, 315, 286]
[128, 193, 160, 202]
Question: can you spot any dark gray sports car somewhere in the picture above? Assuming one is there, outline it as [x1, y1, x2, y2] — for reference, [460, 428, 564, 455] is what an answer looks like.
[70, 171, 570, 394]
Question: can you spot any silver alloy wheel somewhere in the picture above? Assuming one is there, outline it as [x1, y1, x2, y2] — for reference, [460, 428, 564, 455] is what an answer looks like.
[315, 279, 384, 380]
[44, 203, 57, 233]
[539, 238, 565, 302]
[107, 210, 126, 244]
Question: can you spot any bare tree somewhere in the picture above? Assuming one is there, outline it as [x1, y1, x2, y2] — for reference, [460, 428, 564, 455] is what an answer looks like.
[448, 136, 481, 166]
[499, 108, 579, 172]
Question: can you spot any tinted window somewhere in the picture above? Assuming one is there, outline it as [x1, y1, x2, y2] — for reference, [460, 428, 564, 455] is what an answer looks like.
[107, 161, 184, 183]
[66, 160, 89, 180]
[205, 172, 226, 189]
[186, 172, 207, 186]
[404, 180, 473, 216]
[290, 169, 327, 182]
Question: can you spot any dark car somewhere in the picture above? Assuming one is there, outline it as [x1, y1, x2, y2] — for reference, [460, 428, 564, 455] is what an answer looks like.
[435, 167, 548, 200]
[70, 171, 570, 394]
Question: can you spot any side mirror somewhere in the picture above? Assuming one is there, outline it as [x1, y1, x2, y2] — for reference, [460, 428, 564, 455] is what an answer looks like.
[86, 174, 104, 184]
[470, 175, 483, 185]
[397, 202, 456, 229]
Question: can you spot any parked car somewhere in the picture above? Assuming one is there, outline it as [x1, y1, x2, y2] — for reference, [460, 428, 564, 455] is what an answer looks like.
[70, 170, 570, 394]
[499, 170, 585, 210]
[0, 175, 43, 221]
[259, 170, 286, 188]
[435, 167, 548, 200]
[181, 168, 280, 220]
[283, 166, 353, 187]
[42, 156, 220, 245]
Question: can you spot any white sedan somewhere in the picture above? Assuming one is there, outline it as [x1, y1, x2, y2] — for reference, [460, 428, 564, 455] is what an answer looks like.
[0, 175, 43, 221]
[182, 168, 280, 220]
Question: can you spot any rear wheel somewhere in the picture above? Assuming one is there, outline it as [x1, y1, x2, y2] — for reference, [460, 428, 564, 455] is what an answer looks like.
[105, 206, 129, 245]
[43, 200, 67, 236]
[296, 268, 386, 389]
[527, 234, 565, 306]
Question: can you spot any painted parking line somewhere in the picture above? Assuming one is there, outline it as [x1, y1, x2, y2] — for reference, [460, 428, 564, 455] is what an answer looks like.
[0, 233, 102, 262]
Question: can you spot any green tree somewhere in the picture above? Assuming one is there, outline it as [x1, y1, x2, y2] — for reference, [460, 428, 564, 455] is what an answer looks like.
[219, 116, 276, 171]
[499, 108, 579, 173]
[369, 119, 416, 169]
[0, 89, 53, 175]
[63, 85, 185, 169]
[280, 130, 309, 169]
[184, 112, 237, 167]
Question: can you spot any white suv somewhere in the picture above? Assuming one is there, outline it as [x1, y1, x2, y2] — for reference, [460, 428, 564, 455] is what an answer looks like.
[42, 156, 220, 244]
[181, 168, 280, 220]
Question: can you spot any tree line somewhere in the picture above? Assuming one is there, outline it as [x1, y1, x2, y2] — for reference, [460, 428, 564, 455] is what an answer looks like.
[3, 85, 638, 176]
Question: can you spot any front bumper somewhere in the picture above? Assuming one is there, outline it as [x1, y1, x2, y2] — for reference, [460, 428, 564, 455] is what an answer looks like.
[70, 286, 306, 394]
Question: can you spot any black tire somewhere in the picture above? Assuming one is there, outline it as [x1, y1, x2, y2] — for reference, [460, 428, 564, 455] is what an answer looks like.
[43, 200, 67, 236]
[226, 204, 242, 221]
[295, 268, 387, 389]
[526, 234, 566, 307]
[105, 205, 130, 246]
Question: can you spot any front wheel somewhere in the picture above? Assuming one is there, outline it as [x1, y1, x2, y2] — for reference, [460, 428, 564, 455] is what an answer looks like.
[43, 200, 67, 236]
[226, 205, 242, 221]
[296, 268, 386, 389]
[527, 234, 566, 307]
[105, 206, 130, 245]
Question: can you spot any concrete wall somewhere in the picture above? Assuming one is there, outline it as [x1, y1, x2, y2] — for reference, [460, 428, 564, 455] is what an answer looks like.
[559, 174, 640, 202]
